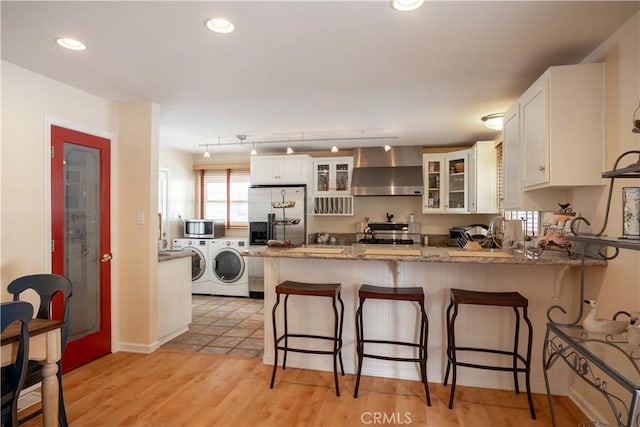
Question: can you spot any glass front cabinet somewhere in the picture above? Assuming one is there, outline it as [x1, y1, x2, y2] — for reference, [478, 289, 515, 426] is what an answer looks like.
[312, 157, 352, 195]
[422, 152, 469, 213]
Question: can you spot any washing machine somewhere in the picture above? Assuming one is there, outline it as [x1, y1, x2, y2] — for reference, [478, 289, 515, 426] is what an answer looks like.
[173, 238, 212, 294]
[210, 238, 249, 297]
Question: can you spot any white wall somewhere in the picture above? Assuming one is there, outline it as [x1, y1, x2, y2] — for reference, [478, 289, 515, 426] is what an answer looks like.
[159, 147, 196, 242]
[0, 61, 115, 296]
[569, 12, 640, 426]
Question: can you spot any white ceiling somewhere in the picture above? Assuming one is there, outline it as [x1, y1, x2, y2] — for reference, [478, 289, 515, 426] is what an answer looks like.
[2, 1, 638, 155]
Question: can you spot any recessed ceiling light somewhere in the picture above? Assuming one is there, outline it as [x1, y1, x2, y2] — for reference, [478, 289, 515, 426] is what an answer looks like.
[205, 18, 235, 34]
[55, 37, 86, 51]
[390, 0, 424, 12]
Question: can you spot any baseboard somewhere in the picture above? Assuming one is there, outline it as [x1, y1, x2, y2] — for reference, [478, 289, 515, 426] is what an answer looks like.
[249, 291, 264, 299]
[116, 340, 160, 354]
[568, 387, 610, 425]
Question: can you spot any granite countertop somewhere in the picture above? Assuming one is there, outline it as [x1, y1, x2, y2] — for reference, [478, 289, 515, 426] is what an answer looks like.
[241, 244, 607, 266]
[158, 250, 193, 262]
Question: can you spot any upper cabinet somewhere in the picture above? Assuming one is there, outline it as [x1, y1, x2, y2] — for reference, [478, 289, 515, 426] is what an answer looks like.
[468, 141, 498, 214]
[519, 63, 604, 190]
[311, 156, 354, 216]
[250, 154, 310, 185]
[502, 103, 522, 210]
[423, 142, 497, 214]
[312, 157, 352, 195]
[422, 150, 469, 213]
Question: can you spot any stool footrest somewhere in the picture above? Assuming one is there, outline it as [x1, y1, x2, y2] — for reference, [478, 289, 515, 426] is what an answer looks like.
[275, 334, 343, 356]
[360, 338, 422, 349]
[453, 361, 529, 373]
[362, 353, 424, 363]
[448, 347, 527, 364]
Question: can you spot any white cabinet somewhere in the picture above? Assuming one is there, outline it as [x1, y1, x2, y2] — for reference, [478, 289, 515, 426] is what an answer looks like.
[520, 63, 604, 189]
[422, 151, 469, 213]
[423, 142, 497, 214]
[312, 156, 354, 216]
[468, 141, 498, 214]
[250, 154, 310, 185]
[312, 157, 352, 195]
[158, 256, 192, 344]
[502, 103, 522, 210]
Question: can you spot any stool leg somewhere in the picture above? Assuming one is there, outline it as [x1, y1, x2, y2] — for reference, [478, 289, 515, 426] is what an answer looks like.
[282, 294, 290, 370]
[270, 293, 281, 389]
[447, 302, 459, 410]
[418, 300, 431, 406]
[443, 297, 454, 386]
[512, 306, 521, 394]
[337, 291, 345, 376]
[523, 307, 536, 420]
[353, 297, 365, 398]
[331, 293, 341, 397]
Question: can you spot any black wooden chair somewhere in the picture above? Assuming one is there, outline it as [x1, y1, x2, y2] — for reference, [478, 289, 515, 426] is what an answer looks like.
[1, 301, 34, 427]
[8, 274, 72, 427]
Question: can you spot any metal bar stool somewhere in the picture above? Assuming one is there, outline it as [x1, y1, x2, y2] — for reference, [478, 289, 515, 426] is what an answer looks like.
[270, 280, 345, 396]
[354, 284, 431, 405]
[444, 288, 535, 419]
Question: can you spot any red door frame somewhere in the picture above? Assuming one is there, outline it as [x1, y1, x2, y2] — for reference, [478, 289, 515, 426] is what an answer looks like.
[51, 125, 111, 371]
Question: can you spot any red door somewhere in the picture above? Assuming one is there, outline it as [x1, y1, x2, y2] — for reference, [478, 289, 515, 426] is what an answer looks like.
[51, 125, 111, 371]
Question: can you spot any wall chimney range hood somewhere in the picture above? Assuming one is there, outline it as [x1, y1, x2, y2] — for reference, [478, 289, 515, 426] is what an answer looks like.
[351, 146, 423, 196]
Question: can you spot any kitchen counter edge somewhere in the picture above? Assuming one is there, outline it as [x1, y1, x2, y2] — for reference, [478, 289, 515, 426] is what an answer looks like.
[158, 251, 193, 262]
[241, 246, 606, 266]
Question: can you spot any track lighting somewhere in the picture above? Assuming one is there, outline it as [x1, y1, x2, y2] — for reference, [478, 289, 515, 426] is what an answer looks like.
[331, 146, 339, 153]
[202, 144, 210, 158]
[251, 143, 257, 155]
[286, 147, 294, 155]
[384, 144, 392, 152]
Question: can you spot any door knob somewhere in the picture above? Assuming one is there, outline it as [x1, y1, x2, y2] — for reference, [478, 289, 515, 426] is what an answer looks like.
[101, 253, 112, 263]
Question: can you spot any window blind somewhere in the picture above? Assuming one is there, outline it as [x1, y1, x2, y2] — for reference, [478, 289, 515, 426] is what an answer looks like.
[194, 168, 249, 228]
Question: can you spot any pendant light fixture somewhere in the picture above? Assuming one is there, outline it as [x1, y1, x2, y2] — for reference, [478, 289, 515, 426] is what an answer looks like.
[203, 144, 210, 158]
[251, 142, 257, 156]
[331, 146, 339, 153]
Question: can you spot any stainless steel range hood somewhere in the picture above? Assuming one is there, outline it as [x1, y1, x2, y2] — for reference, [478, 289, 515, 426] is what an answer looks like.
[351, 146, 423, 196]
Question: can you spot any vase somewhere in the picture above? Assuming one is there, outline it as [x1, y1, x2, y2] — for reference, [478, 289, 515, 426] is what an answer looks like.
[622, 187, 640, 239]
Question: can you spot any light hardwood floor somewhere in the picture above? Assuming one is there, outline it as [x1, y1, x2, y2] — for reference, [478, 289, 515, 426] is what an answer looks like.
[21, 349, 587, 426]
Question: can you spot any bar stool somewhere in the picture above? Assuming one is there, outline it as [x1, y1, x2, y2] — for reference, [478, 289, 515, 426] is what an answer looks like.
[444, 288, 535, 419]
[354, 284, 431, 405]
[270, 280, 344, 396]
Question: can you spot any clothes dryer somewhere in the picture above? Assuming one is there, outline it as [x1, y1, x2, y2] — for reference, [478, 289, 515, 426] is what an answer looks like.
[210, 238, 249, 297]
[172, 238, 212, 294]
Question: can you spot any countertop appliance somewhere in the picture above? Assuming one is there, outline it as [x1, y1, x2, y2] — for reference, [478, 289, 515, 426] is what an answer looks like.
[210, 238, 249, 297]
[183, 219, 225, 238]
[248, 185, 307, 246]
[357, 222, 421, 245]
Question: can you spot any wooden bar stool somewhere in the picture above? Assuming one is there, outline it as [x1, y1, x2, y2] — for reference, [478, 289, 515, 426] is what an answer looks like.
[444, 288, 535, 419]
[270, 280, 344, 396]
[354, 284, 431, 405]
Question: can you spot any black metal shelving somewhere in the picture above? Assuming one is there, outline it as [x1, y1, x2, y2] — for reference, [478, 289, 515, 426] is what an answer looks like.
[543, 150, 640, 427]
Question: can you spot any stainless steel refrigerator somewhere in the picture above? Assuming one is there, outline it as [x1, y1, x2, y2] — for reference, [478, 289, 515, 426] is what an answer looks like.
[248, 185, 307, 246]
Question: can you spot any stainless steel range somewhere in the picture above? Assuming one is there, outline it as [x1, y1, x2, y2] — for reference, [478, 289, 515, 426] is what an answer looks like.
[357, 222, 421, 245]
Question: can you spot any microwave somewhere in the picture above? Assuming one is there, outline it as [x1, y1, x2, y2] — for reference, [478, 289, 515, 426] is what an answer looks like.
[184, 219, 225, 238]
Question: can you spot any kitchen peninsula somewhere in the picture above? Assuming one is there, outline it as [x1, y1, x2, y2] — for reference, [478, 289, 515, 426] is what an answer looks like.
[243, 245, 606, 396]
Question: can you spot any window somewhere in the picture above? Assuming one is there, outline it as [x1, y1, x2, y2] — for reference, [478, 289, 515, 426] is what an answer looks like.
[496, 139, 540, 237]
[194, 168, 249, 228]
[504, 210, 540, 237]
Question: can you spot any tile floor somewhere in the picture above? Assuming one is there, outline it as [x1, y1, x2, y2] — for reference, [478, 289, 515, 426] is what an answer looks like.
[161, 295, 265, 358]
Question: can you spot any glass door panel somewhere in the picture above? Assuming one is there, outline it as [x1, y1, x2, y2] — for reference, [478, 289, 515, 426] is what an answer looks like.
[335, 162, 350, 192]
[64, 143, 101, 341]
[315, 163, 330, 193]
